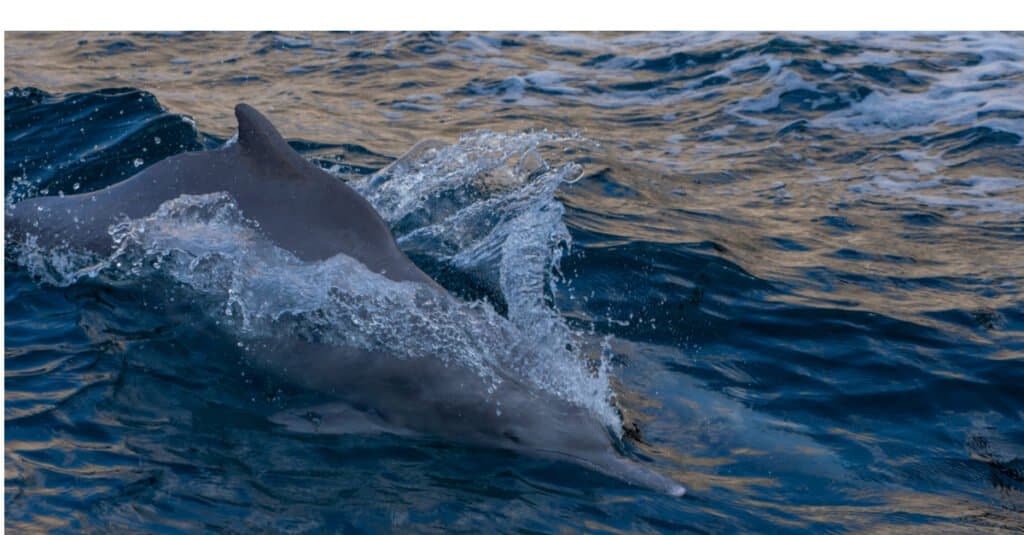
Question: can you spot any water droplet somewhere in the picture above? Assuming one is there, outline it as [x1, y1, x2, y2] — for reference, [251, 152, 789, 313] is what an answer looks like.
[133, 158, 144, 168]
[154, 136, 162, 145]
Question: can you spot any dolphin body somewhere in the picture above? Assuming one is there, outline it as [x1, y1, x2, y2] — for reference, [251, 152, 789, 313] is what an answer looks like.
[5, 104, 685, 497]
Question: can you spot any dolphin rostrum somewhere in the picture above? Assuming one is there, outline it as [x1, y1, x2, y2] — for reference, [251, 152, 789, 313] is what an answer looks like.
[5, 104, 685, 497]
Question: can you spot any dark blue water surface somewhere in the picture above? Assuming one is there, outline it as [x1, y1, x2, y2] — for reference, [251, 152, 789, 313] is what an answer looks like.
[5, 32, 1024, 533]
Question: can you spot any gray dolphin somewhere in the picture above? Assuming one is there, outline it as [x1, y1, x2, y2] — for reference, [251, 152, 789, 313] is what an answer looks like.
[5, 104, 685, 497]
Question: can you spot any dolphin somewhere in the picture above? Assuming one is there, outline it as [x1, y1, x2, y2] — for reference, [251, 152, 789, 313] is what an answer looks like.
[6, 104, 434, 286]
[5, 104, 685, 497]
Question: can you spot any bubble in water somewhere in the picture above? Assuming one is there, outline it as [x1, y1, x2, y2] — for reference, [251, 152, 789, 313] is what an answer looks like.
[133, 158, 144, 168]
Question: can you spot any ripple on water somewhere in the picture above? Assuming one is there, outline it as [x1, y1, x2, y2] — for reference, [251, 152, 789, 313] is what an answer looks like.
[5, 32, 1024, 532]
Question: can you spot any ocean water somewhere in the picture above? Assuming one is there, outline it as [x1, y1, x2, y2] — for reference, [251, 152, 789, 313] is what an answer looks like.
[4, 31, 1024, 533]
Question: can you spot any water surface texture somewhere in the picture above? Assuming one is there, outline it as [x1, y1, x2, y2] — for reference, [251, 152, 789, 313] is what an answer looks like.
[5, 32, 1024, 533]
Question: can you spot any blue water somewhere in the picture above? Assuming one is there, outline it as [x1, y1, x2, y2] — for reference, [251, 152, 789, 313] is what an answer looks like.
[5, 32, 1024, 532]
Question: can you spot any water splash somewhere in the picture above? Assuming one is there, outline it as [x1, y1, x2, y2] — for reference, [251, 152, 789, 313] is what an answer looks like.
[10, 131, 621, 430]
[353, 130, 617, 425]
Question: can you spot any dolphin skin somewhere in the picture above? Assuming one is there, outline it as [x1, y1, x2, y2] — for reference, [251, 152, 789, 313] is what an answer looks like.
[5, 104, 685, 497]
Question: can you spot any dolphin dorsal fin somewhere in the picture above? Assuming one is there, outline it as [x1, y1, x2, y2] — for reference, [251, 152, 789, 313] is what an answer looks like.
[234, 103, 299, 161]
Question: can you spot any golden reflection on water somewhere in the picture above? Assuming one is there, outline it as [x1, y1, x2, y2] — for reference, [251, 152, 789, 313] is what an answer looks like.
[6, 31, 610, 152]
[744, 490, 1024, 534]
[6, 31, 1021, 329]
[5, 31, 1022, 531]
